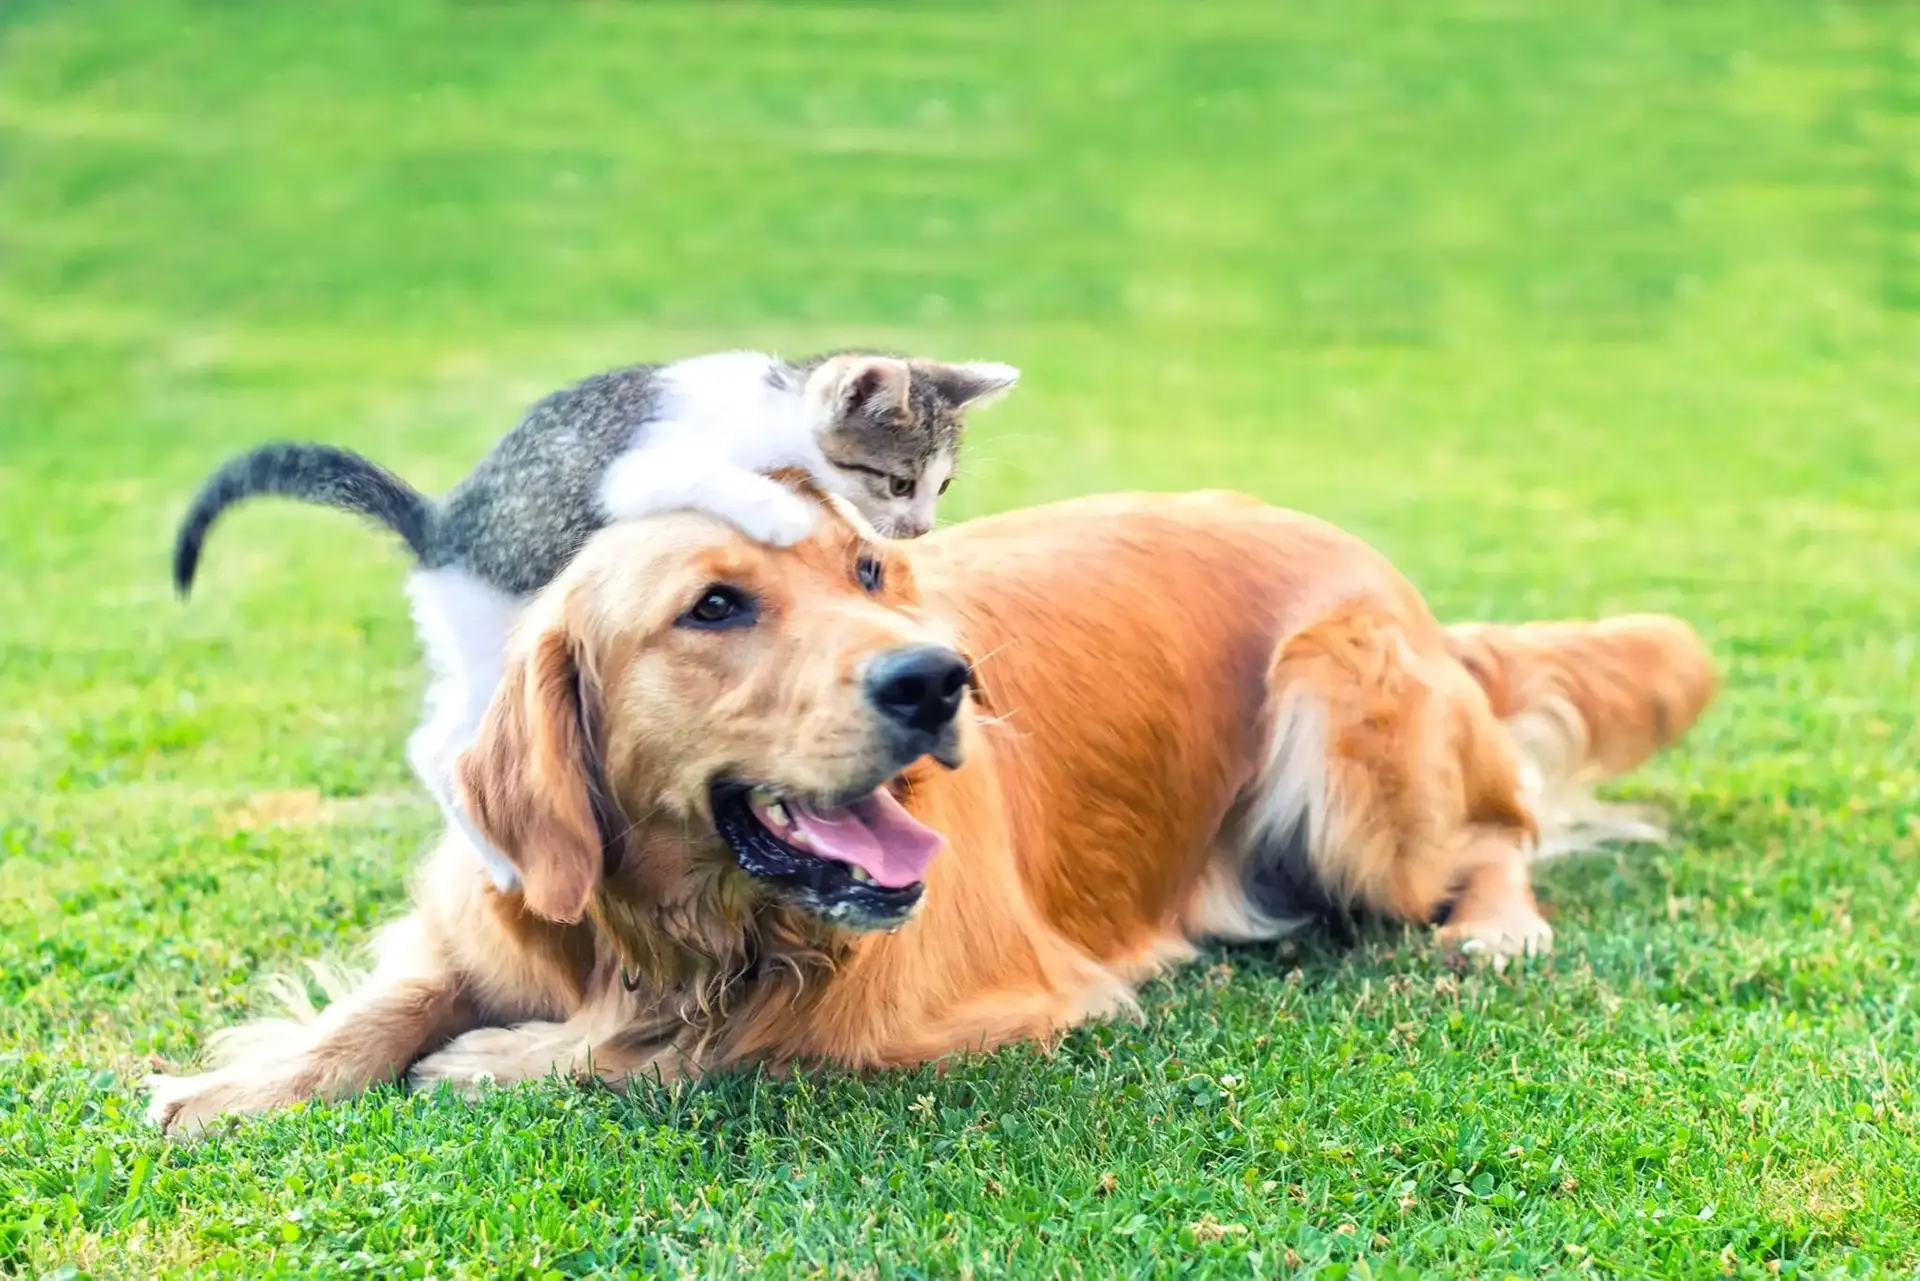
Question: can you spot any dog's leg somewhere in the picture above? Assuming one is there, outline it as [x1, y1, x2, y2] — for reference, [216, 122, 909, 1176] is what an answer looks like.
[1431, 825, 1553, 959]
[147, 916, 478, 1137]
[408, 1012, 688, 1094]
[1246, 604, 1550, 960]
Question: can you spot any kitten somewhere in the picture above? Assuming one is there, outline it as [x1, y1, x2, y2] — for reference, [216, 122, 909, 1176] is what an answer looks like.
[173, 349, 1018, 890]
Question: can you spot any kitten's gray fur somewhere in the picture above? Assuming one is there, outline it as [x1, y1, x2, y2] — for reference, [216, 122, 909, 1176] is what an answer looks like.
[176, 351, 1015, 599]
[436, 363, 666, 594]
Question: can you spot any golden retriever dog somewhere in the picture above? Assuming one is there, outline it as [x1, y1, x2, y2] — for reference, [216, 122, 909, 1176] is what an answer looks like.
[148, 485, 1716, 1135]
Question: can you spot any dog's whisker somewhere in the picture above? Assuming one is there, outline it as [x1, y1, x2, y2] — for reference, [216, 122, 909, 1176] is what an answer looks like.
[601, 798, 674, 851]
[967, 637, 1020, 668]
[973, 708, 1028, 735]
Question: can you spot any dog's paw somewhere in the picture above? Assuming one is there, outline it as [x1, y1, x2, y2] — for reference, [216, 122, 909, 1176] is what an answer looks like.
[146, 1072, 237, 1140]
[1438, 910, 1553, 968]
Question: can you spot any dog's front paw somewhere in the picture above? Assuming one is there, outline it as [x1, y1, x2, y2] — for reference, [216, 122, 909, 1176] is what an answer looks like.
[1437, 910, 1554, 968]
[409, 1025, 579, 1096]
[146, 1072, 240, 1140]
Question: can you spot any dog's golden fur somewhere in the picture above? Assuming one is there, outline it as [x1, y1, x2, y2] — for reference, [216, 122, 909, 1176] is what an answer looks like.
[149, 488, 1716, 1135]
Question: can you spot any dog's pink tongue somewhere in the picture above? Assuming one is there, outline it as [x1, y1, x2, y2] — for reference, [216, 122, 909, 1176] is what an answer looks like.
[788, 789, 945, 889]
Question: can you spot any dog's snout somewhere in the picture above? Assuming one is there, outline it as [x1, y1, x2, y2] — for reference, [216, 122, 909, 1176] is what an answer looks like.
[866, 645, 970, 734]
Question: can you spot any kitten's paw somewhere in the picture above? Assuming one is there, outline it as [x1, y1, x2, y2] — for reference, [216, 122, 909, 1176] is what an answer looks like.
[731, 491, 817, 547]
[599, 454, 818, 547]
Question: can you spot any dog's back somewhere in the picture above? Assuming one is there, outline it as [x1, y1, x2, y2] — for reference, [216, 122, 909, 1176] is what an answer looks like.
[913, 492, 1716, 961]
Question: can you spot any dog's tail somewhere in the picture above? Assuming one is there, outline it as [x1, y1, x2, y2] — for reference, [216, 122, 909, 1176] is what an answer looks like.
[1443, 614, 1717, 854]
[173, 442, 436, 596]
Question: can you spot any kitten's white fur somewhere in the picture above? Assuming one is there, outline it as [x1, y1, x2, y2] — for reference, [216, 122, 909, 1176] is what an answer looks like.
[407, 567, 526, 890]
[598, 352, 835, 545]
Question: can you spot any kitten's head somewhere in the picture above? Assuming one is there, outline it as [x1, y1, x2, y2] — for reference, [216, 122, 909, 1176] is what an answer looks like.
[801, 353, 1019, 539]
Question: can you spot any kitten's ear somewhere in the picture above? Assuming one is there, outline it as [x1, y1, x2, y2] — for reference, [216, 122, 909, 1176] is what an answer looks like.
[921, 361, 1020, 412]
[806, 354, 912, 423]
[457, 622, 621, 923]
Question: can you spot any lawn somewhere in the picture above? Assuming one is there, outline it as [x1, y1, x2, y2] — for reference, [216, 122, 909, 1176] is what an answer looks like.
[2, 0, 1917, 1274]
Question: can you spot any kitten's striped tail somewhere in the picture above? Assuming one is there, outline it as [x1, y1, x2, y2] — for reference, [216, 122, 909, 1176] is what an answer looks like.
[173, 442, 435, 595]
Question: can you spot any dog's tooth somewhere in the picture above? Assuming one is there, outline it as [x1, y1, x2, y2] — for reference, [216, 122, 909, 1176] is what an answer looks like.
[850, 866, 872, 884]
[749, 787, 776, 809]
[766, 801, 791, 828]
[786, 827, 810, 849]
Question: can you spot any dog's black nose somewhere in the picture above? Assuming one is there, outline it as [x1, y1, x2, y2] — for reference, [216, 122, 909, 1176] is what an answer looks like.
[866, 645, 971, 734]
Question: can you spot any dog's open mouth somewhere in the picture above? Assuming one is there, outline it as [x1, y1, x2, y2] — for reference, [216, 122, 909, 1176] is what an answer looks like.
[709, 780, 945, 929]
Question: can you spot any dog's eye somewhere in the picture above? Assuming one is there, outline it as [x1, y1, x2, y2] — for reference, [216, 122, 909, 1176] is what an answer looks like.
[679, 585, 756, 630]
[857, 554, 885, 594]
[888, 476, 916, 499]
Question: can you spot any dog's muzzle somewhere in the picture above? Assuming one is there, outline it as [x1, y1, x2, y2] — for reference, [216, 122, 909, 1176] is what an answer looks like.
[864, 644, 970, 770]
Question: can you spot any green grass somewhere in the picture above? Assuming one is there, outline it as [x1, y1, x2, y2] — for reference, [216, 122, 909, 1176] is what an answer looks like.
[3, 0, 1918, 1274]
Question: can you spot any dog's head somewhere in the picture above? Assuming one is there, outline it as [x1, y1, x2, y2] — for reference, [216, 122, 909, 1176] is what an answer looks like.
[457, 486, 979, 937]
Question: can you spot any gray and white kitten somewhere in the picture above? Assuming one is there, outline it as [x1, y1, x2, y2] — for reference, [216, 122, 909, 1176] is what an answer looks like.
[174, 349, 1019, 889]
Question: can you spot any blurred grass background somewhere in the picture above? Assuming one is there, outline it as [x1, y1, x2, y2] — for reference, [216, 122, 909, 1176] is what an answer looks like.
[2, 0, 1917, 1274]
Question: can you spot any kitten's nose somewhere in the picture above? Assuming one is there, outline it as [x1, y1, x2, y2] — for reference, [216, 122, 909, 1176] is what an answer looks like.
[896, 517, 932, 538]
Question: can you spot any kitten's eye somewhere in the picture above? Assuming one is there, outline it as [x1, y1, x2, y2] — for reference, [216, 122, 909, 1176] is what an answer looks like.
[678, 584, 757, 630]
[887, 476, 916, 499]
[856, 554, 885, 594]
[937, 477, 952, 496]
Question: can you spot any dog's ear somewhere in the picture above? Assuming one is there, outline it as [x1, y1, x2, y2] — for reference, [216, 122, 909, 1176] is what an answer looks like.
[457, 624, 621, 924]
